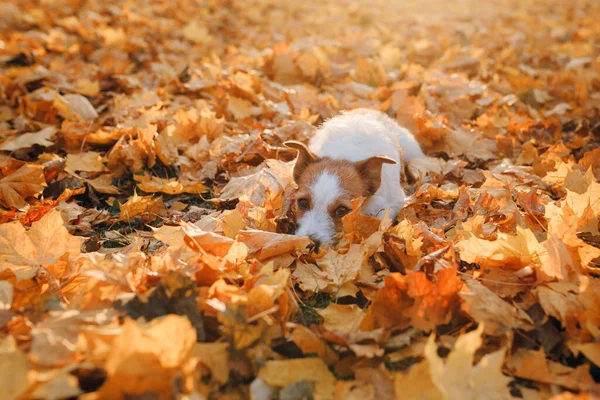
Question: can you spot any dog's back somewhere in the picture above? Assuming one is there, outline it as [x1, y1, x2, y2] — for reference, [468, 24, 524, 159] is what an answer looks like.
[308, 109, 424, 218]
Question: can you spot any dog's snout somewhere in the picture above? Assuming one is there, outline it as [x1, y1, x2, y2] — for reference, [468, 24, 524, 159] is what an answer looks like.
[309, 235, 322, 248]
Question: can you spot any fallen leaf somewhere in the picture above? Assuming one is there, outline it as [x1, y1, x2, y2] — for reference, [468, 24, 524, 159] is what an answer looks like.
[98, 315, 197, 398]
[53, 93, 98, 121]
[506, 349, 600, 393]
[0, 335, 30, 399]
[257, 358, 336, 398]
[460, 278, 534, 335]
[119, 192, 167, 222]
[65, 151, 106, 175]
[0, 209, 83, 280]
[236, 229, 311, 260]
[0, 163, 46, 210]
[317, 303, 364, 334]
[0, 126, 56, 151]
[395, 325, 512, 399]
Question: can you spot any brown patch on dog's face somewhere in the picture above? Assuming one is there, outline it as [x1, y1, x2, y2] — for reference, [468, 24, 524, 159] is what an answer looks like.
[286, 140, 397, 244]
[293, 158, 368, 234]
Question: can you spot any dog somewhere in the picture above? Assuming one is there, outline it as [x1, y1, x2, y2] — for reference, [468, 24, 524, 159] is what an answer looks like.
[285, 108, 424, 248]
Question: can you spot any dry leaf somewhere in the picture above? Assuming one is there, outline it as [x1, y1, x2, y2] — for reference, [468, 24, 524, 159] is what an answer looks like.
[0, 126, 56, 151]
[98, 315, 197, 398]
[257, 358, 336, 399]
[119, 192, 167, 222]
[0, 163, 46, 210]
[65, 151, 106, 175]
[53, 93, 98, 121]
[395, 325, 512, 399]
[0, 209, 83, 280]
[460, 278, 534, 335]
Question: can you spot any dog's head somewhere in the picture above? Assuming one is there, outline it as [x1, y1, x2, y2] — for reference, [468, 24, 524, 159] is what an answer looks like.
[285, 141, 396, 248]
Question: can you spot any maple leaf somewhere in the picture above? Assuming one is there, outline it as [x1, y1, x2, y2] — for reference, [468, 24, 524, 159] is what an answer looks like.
[289, 325, 339, 365]
[0, 209, 83, 280]
[53, 93, 98, 121]
[0, 126, 56, 151]
[133, 173, 206, 195]
[219, 159, 294, 207]
[98, 315, 197, 398]
[314, 244, 366, 296]
[460, 278, 534, 335]
[195, 342, 230, 385]
[257, 358, 336, 398]
[506, 349, 600, 393]
[317, 303, 364, 334]
[0, 336, 30, 399]
[85, 174, 120, 194]
[64, 151, 106, 175]
[395, 325, 513, 400]
[0, 163, 46, 210]
[456, 226, 540, 270]
[119, 192, 167, 223]
[361, 266, 462, 332]
[236, 229, 311, 260]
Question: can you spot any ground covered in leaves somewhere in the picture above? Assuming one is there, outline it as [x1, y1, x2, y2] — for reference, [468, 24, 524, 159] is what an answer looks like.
[1, 0, 600, 398]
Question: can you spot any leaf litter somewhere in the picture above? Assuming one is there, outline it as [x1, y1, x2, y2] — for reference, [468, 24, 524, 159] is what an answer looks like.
[1, 0, 600, 399]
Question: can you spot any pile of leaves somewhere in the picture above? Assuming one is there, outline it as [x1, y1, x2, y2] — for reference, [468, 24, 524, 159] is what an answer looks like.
[1, 0, 599, 398]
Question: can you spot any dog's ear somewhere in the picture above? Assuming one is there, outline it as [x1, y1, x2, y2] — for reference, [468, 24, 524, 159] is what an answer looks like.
[354, 156, 397, 195]
[284, 141, 317, 182]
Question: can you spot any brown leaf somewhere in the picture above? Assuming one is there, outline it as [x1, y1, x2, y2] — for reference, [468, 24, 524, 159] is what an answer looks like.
[0, 209, 83, 280]
[506, 349, 600, 394]
[98, 315, 197, 398]
[53, 93, 98, 121]
[0, 126, 56, 151]
[0, 163, 46, 210]
[460, 278, 534, 335]
[395, 325, 512, 399]
[119, 192, 167, 223]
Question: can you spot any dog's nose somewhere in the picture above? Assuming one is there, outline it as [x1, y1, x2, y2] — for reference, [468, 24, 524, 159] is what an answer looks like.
[309, 235, 322, 251]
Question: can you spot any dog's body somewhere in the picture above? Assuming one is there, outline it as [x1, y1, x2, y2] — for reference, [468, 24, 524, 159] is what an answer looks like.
[286, 108, 424, 247]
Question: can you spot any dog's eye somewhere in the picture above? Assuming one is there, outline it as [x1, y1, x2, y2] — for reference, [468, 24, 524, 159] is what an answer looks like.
[335, 206, 350, 217]
[297, 198, 310, 211]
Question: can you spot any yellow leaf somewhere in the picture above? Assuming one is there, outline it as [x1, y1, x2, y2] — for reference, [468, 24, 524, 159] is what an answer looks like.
[30, 372, 82, 400]
[506, 349, 600, 393]
[396, 325, 511, 399]
[134, 173, 206, 195]
[65, 151, 106, 175]
[0, 163, 46, 210]
[354, 57, 387, 87]
[236, 229, 311, 260]
[0, 209, 83, 280]
[456, 226, 540, 270]
[292, 261, 329, 292]
[316, 244, 365, 292]
[227, 96, 261, 119]
[119, 192, 167, 223]
[195, 343, 230, 384]
[0, 336, 30, 399]
[99, 315, 197, 398]
[182, 21, 212, 44]
[75, 78, 101, 97]
[289, 325, 338, 366]
[53, 93, 98, 121]
[151, 225, 186, 249]
[85, 174, 120, 194]
[317, 303, 364, 334]
[258, 358, 336, 399]
[460, 279, 534, 335]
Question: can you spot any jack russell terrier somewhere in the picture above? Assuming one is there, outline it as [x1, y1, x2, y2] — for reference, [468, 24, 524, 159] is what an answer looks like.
[285, 108, 424, 248]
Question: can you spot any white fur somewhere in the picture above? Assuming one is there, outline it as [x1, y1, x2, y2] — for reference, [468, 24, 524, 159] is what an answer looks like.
[295, 171, 342, 244]
[299, 109, 424, 243]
